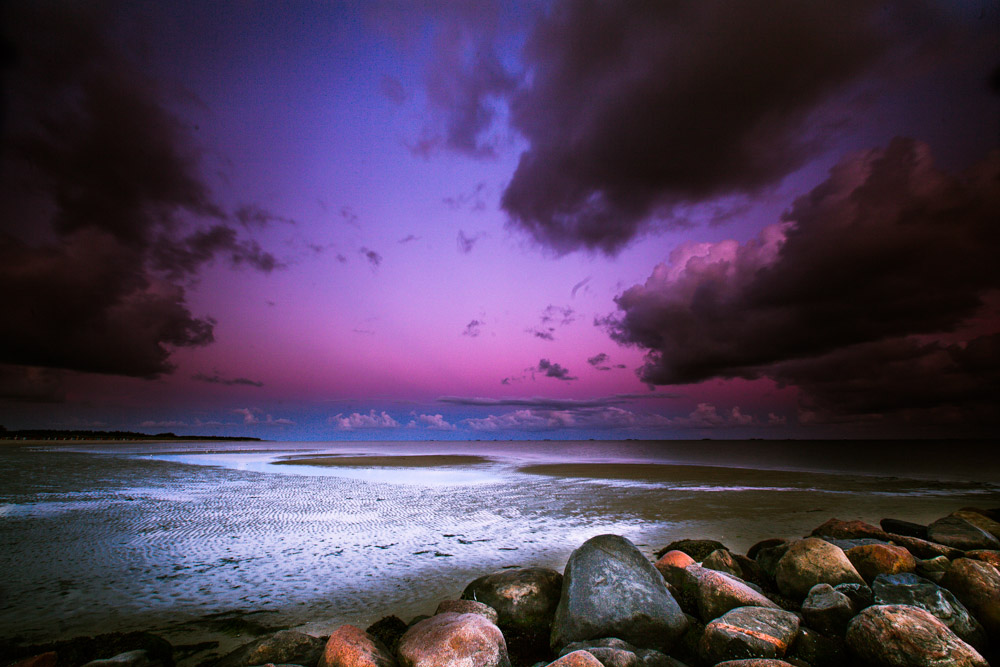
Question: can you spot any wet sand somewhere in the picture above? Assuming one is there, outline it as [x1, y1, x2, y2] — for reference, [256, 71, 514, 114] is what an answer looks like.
[273, 454, 493, 467]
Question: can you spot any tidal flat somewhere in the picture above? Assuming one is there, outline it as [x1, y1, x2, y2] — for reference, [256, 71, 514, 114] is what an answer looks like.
[1, 439, 997, 661]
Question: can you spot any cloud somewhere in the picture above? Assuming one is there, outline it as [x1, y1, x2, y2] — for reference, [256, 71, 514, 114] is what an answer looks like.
[462, 320, 483, 337]
[462, 406, 671, 432]
[668, 403, 756, 429]
[571, 277, 591, 298]
[606, 139, 1000, 423]
[398, 234, 420, 244]
[540, 305, 575, 326]
[0, 3, 279, 378]
[192, 372, 263, 388]
[418, 21, 519, 158]
[234, 204, 296, 227]
[0, 364, 66, 403]
[457, 230, 480, 253]
[527, 327, 555, 341]
[439, 392, 679, 409]
[417, 413, 456, 431]
[234, 408, 294, 426]
[359, 247, 383, 267]
[587, 353, 611, 371]
[499, 0, 934, 253]
[330, 410, 400, 430]
[443, 182, 487, 211]
[536, 359, 576, 381]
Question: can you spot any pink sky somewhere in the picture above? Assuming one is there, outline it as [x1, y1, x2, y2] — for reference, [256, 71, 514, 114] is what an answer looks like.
[1, 1, 998, 439]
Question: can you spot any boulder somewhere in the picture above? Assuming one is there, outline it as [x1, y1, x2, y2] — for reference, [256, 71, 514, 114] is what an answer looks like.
[365, 617, 408, 656]
[940, 558, 1000, 640]
[557, 638, 685, 667]
[821, 537, 887, 552]
[461, 567, 562, 633]
[699, 606, 800, 664]
[966, 549, 1000, 569]
[774, 538, 864, 600]
[215, 631, 324, 667]
[885, 533, 963, 560]
[435, 600, 498, 624]
[653, 550, 695, 573]
[927, 515, 1000, 551]
[751, 541, 789, 583]
[811, 518, 888, 541]
[702, 549, 741, 577]
[833, 582, 872, 610]
[730, 554, 766, 589]
[953, 509, 1000, 540]
[959, 507, 1000, 523]
[915, 555, 951, 583]
[845, 543, 917, 584]
[787, 627, 848, 667]
[7, 653, 58, 667]
[694, 568, 779, 624]
[668, 615, 704, 667]
[2, 633, 174, 667]
[658, 564, 701, 617]
[800, 584, 855, 637]
[550, 535, 687, 653]
[80, 651, 161, 667]
[544, 651, 604, 667]
[747, 539, 788, 561]
[655, 539, 727, 562]
[880, 518, 928, 540]
[318, 626, 395, 667]
[846, 605, 988, 667]
[397, 613, 509, 667]
[461, 567, 562, 665]
[714, 661, 796, 667]
[871, 573, 987, 650]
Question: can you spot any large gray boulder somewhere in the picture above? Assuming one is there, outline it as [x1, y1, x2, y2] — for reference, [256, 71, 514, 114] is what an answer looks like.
[699, 606, 800, 664]
[397, 613, 510, 667]
[461, 567, 562, 637]
[557, 638, 685, 667]
[846, 605, 988, 666]
[550, 535, 687, 653]
[872, 573, 987, 650]
[800, 584, 855, 637]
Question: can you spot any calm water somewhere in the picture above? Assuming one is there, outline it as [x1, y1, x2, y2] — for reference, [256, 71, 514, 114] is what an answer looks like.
[1, 439, 997, 647]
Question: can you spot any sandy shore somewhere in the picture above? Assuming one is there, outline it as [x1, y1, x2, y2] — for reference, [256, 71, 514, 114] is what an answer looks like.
[273, 454, 494, 467]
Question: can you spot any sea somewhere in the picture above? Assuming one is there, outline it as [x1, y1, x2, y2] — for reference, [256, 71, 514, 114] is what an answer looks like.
[1, 439, 997, 650]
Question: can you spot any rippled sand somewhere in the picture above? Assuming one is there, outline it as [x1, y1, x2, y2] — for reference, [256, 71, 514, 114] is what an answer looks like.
[274, 454, 494, 467]
[1, 442, 997, 664]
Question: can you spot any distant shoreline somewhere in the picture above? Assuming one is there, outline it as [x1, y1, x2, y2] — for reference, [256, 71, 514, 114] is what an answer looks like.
[0, 429, 261, 443]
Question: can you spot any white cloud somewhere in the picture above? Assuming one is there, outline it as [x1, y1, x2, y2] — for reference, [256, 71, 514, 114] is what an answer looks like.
[330, 410, 400, 430]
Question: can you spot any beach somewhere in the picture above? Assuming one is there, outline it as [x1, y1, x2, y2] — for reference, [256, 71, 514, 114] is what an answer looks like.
[1, 439, 997, 663]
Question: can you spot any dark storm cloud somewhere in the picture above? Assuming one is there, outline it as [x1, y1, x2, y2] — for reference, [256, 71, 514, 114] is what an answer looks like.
[462, 320, 483, 337]
[0, 3, 279, 378]
[0, 365, 66, 403]
[528, 328, 555, 341]
[500, 0, 924, 253]
[536, 358, 576, 381]
[0, 232, 214, 378]
[192, 373, 264, 388]
[606, 139, 1000, 421]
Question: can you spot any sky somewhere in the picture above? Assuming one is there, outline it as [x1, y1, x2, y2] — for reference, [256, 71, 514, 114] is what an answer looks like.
[1, 0, 998, 441]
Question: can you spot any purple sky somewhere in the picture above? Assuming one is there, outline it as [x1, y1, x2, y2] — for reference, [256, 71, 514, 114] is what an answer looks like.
[2, 0, 998, 440]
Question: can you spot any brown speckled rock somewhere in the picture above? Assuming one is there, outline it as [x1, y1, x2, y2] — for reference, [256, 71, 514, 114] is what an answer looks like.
[811, 518, 888, 541]
[654, 550, 695, 574]
[774, 538, 864, 600]
[953, 509, 1000, 541]
[846, 605, 988, 666]
[318, 626, 395, 667]
[217, 630, 324, 667]
[928, 515, 1000, 551]
[940, 558, 1000, 641]
[397, 613, 510, 667]
[694, 568, 779, 624]
[702, 549, 742, 578]
[845, 543, 917, 584]
[966, 549, 1000, 569]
